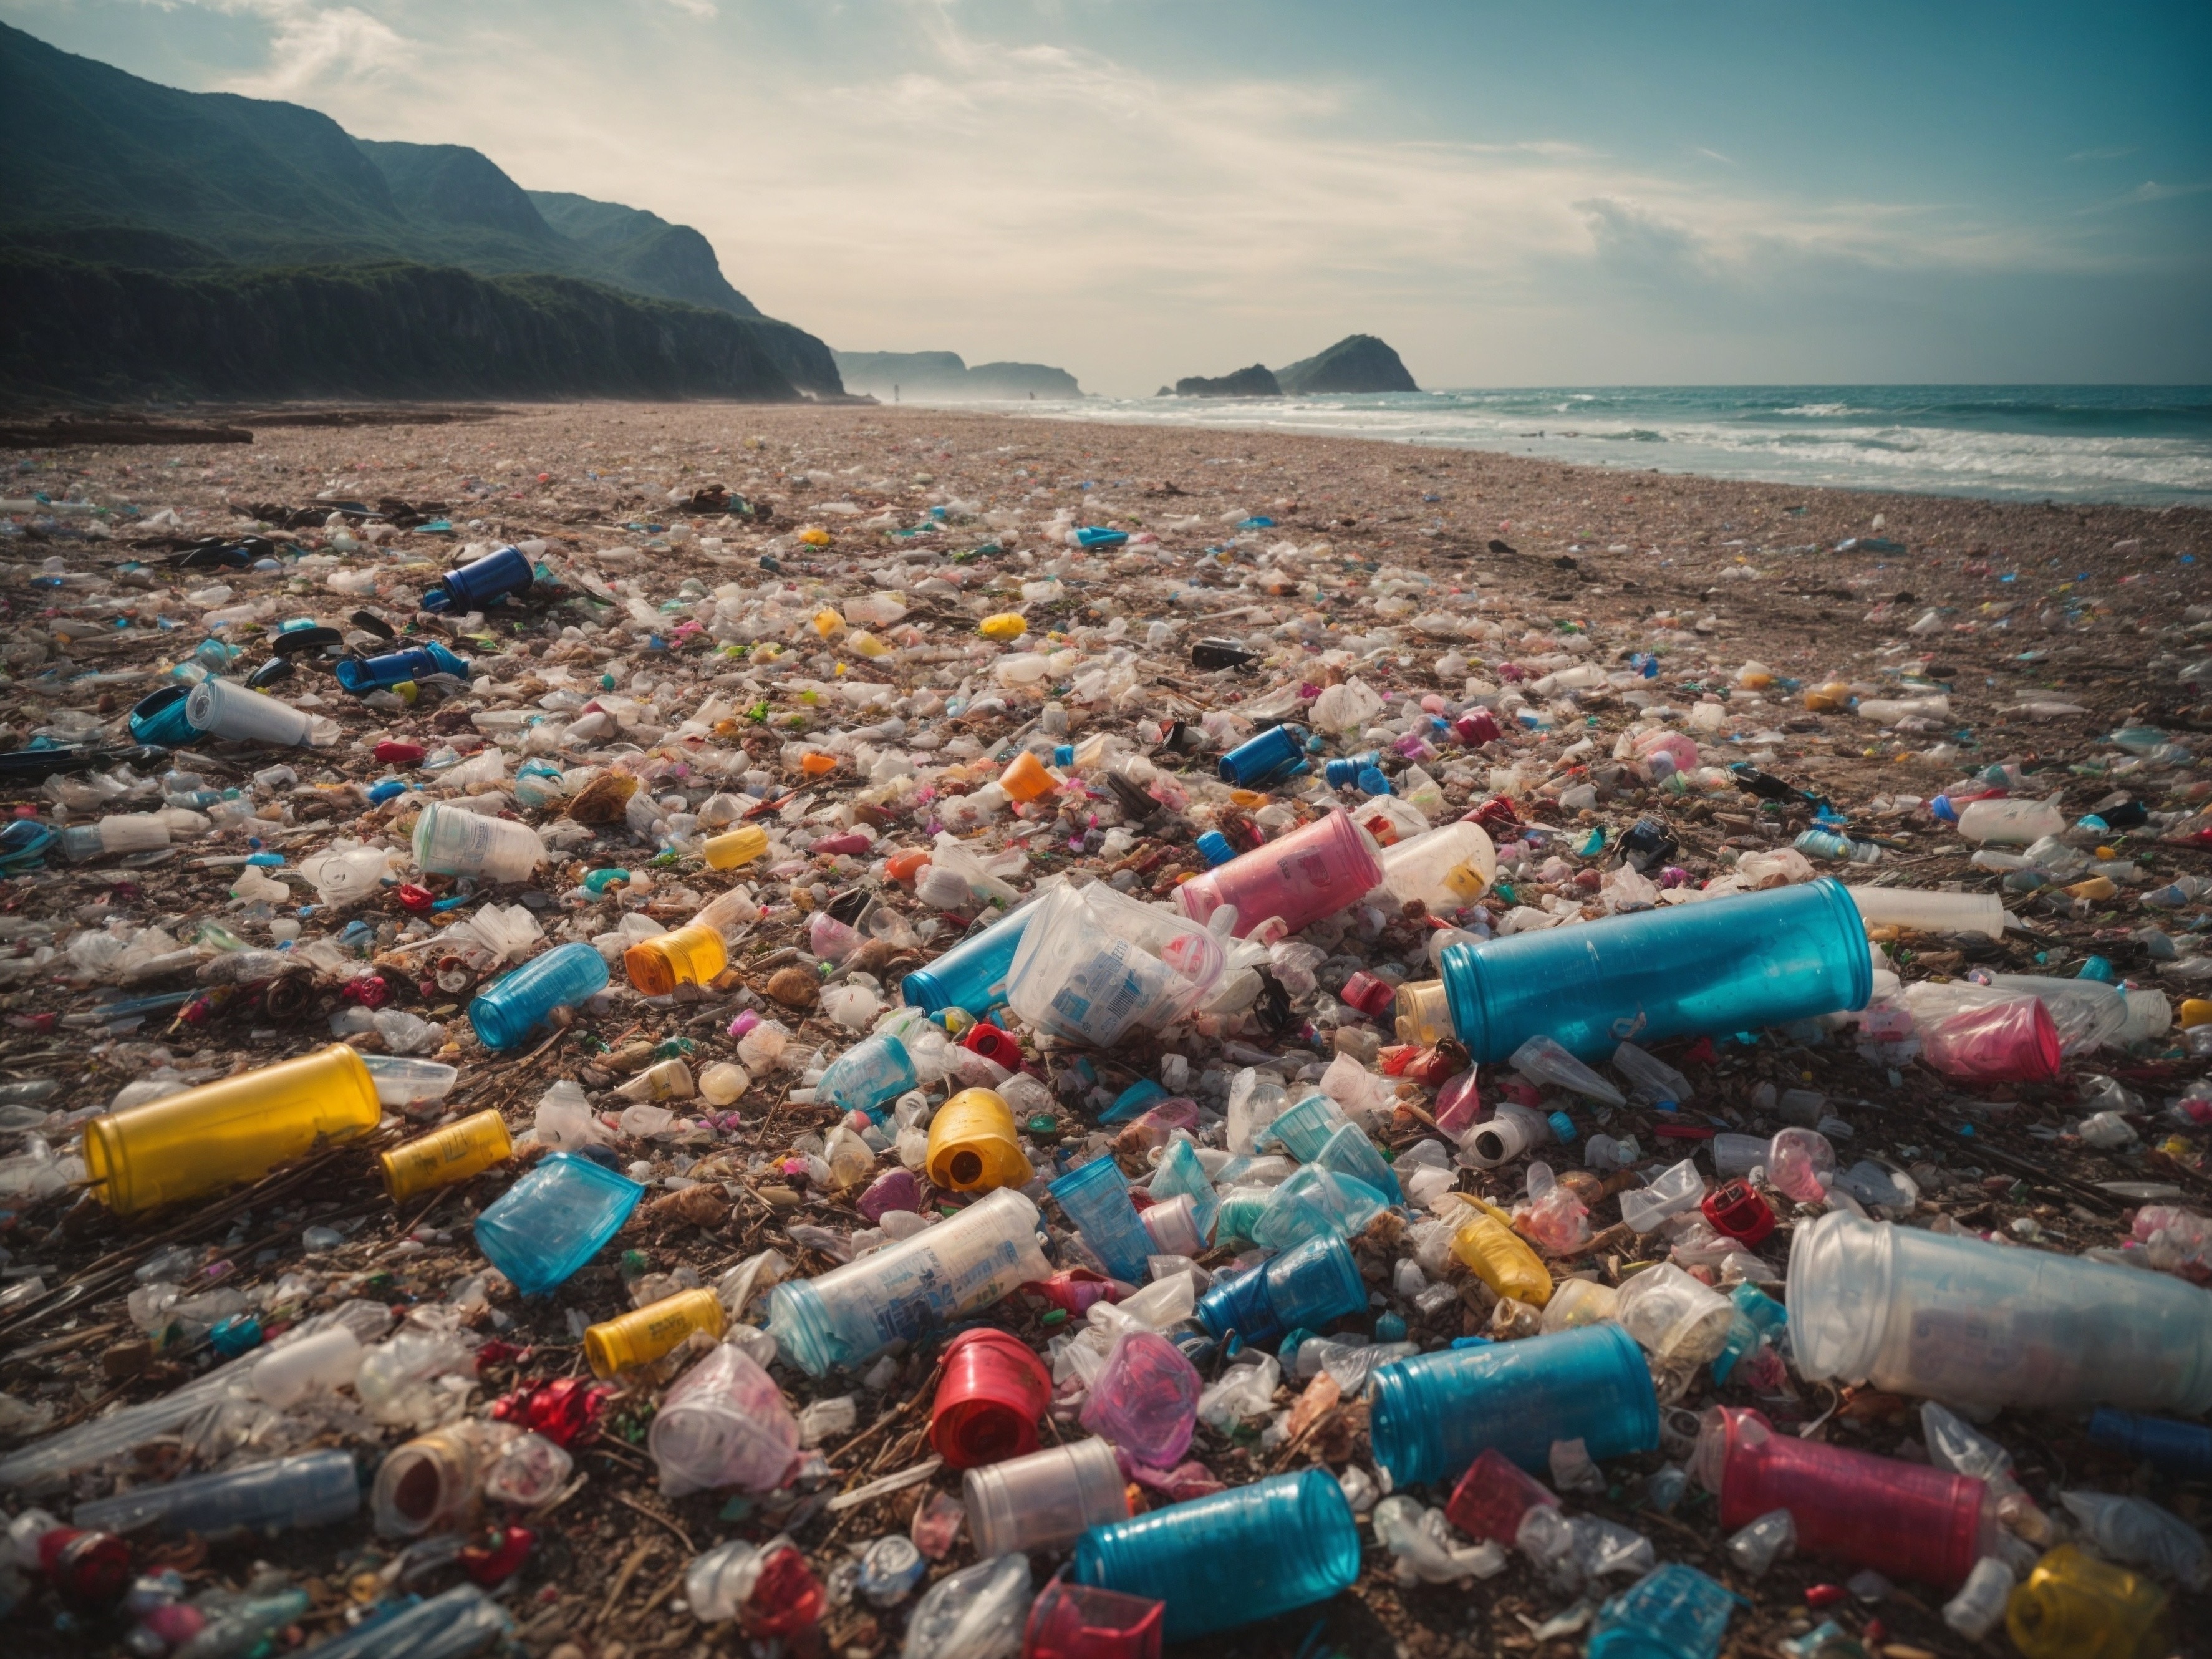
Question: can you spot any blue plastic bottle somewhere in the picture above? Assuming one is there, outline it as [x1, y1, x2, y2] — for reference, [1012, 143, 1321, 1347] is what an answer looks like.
[1313, 1120, 1403, 1204]
[422, 545, 533, 613]
[1368, 1323, 1659, 1487]
[1588, 1564, 1739, 1659]
[1323, 752, 1381, 788]
[469, 942, 611, 1050]
[334, 642, 473, 694]
[1217, 725, 1310, 789]
[1049, 1156, 1153, 1282]
[1074, 1468, 1358, 1640]
[1440, 876, 1872, 1063]
[474, 1151, 644, 1296]
[901, 906, 1031, 1017]
[1197, 1232, 1367, 1344]
[2089, 1408, 2212, 1477]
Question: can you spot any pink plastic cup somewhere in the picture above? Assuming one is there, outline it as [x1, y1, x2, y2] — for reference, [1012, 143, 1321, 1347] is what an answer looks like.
[1922, 995, 2062, 1083]
[1173, 811, 1383, 939]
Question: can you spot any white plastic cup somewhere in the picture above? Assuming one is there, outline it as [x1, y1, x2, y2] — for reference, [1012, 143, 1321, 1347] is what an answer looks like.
[963, 1436, 1128, 1557]
[251, 1327, 362, 1409]
[1380, 821, 1498, 911]
[412, 800, 545, 882]
[1846, 887, 2004, 939]
[186, 677, 316, 747]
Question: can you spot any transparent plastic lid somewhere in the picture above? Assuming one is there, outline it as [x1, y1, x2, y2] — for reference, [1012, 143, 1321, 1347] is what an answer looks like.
[1785, 1210, 1893, 1383]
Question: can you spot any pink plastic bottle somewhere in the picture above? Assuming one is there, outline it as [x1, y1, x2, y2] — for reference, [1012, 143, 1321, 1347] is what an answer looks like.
[1696, 1406, 1989, 1590]
[1173, 811, 1383, 939]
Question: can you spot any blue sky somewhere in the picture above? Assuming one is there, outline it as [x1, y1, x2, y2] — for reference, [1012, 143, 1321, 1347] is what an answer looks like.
[6, 1, 2207, 394]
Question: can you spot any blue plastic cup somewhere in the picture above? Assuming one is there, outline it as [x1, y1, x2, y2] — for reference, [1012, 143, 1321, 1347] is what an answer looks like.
[129, 685, 201, 748]
[901, 907, 1031, 1017]
[474, 1151, 644, 1296]
[422, 545, 533, 613]
[1073, 1468, 1360, 1640]
[815, 1032, 917, 1115]
[1265, 1091, 1348, 1163]
[2089, 1409, 2212, 1478]
[1368, 1323, 1659, 1488]
[1149, 1136, 1219, 1239]
[1441, 877, 1872, 1063]
[1049, 1156, 1152, 1282]
[1313, 1120, 1403, 1204]
[1588, 1564, 1739, 1659]
[469, 942, 611, 1050]
[334, 642, 472, 695]
[1250, 1164, 1387, 1252]
[1217, 725, 1309, 788]
[1198, 1232, 1367, 1344]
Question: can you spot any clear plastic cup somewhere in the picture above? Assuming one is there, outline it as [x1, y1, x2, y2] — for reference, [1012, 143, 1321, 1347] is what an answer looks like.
[412, 799, 545, 882]
[469, 942, 609, 1050]
[963, 1437, 1128, 1557]
[1006, 881, 1224, 1045]
[1379, 820, 1497, 910]
[648, 1340, 800, 1496]
[1788, 1209, 2212, 1414]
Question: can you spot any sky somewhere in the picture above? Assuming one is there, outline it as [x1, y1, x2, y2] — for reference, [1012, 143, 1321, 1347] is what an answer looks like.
[6, 0, 2210, 395]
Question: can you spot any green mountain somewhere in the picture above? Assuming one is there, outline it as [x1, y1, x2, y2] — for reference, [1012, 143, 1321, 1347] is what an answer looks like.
[1276, 334, 1418, 394]
[834, 350, 1083, 399]
[0, 20, 841, 400]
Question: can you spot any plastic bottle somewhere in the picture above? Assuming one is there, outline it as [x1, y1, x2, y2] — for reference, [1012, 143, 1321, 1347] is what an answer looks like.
[2006, 1545, 2170, 1659]
[649, 1340, 803, 1497]
[1587, 1563, 1739, 1659]
[83, 1043, 382, 1216]
[251, 1325, 363, 1408]
[584, 1287, 725, 1378]
[74, 1448, 360, 1537]
[185, 677, 331, 747]
[925, 1088, 1030, 1193]
[303, 1585, 510, 1659]
[1379, 821, 1497, 910]
[1447, 1196, 1553, 1307]
[1172, 811, 1384, 939]
[1845, 886, 2004, 938]
[813, 1030, 918, 1115]
[964, 1438, 1129, 1557]
[1441, 877, 1872, 1062]
[469, 941, 610, 1050]
[380, 1110, 514, 1202]
[412, 799, 544, 883]
[1788, 1210, 2212, 1414]
[333, 642, 473, 695]
[1215, 725, 1309, 789]
[1197, 1232, 1366, 1345]
[767, 1187, 1050, 1376]
[624, 890, 753, 996]
[472, 1151, 645, 1297]
[1023, 1578, 1165, 1659]
[2088, 1408, 2212, 1477]
[1958, 796, 2066, 846]
[703, 822, 770, 870]
[423, 544, 534, 612]
[59, 813, 171, 863]
[1072, 1468, 1359, 1642]
[1049, 1156, 1154, 1282]
[1394, 979, 1453, 1047]
[1696, 1406, 1984, 1589]
[1367, 1323, 1659, 1488]
[927, 1328, 1051, 1469]
[901, 906, 1033, 1017]
[369, 1424, 496, 1537]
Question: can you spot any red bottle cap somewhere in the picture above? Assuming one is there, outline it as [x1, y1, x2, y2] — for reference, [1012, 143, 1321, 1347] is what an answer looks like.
[1444, 1447, 1560, 1544]
[374, 740, 427, 765]
[929, 1328, 1051, 1470]
[1701, 1179, 1777, 1247]
[460, 1525, 536, 1586]
[38, 1527, 133, 1610]
[1339, 972, 1397, 1020]
[741, 1544, 826, 1638]
[962, 1022, 1024, 1071]
[1023, 1577, 1165, 1659]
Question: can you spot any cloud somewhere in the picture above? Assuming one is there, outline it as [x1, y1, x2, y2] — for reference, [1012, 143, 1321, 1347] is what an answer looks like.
[141, 0, 408, 96]
[1573, 196, 1709, 277]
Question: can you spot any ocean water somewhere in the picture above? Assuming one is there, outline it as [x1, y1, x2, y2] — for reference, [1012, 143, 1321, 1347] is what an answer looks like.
[987, 385, 2212, 508]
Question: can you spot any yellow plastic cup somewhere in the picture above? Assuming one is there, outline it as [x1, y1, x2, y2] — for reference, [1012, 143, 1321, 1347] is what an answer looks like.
[998, 750, 1058, 804]
[2181, 999, 2212, 1030]
[2007, 1545, 2169, 1659]
[582, 1287, 727, 1378]
[704, 825, 769, 870]
[380, 1110, 514, 1203]
[1394, 980, 1452, 1047]
[979, 612, 1028, 641]
[625, 922, 728, 997]
[1449, 1197, 1553, 1307]
[84, 1044, 383, 1216]
[925, 1088, 1032, 1193]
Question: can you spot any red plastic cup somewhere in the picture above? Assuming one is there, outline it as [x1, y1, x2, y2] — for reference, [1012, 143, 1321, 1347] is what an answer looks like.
[1172, 810, 1383, 939]
[1921, 995, 2062, 1083]
[1454, 711, 1503, 746]
[1700, 1179, 1777, 1247]
[1444, 1446, 1559, 1544]
[1024, 1577, 1165, 1659]
[1340, 972, 1398, 1020]
[962, 1022, 1024, 1071]
[1434, 1066, 1482, 1136]
[37, 1527, 133, 1610]
[930, 1328, 1053, 1469]
[374, 740, 427, 766]
[1701, 1407, 1986, 1590]
[1465, 796, 1520, 833]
